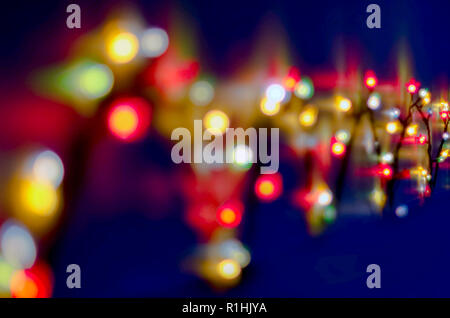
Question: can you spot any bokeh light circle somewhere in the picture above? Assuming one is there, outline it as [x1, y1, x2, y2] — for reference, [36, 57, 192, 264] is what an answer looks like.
[141, 27, 169, 58]
[0, 221, 37, 269]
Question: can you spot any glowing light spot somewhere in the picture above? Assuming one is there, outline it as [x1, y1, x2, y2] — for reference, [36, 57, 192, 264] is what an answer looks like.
[381, 152, 394, 164]
[217, 201, 243, 228]
[294, 77, 314, 99]
[364, 71, 377, 89]
[406, 124, 418, 136]
[283, 67, 301, 91]
[189, 81, 214, 106]
[254, 173, 283, 202]
[367, 93, 381, 110]
[317, 189, 333, 206]
[107, 32, 139, 64]
[10, 263, 52, 298]
[417, 134, 427, 144]
[335, 129, 350, 144]
[406, 79, 420, 94]
[109, 105, 138, 139]
[30, 150, 64, 188]
[220, 209, 236, 224]
[232, 145, 253, 170]
[107, 98, 151, 142]
[299, 105, 318, 127]
[78, 63, 114, 99]
[260, 97, 281, 116]
[265, 84, 286, 103]
[386, 121, 400, 134]
[140, 27, 169, 58]
[386, 107, 400, 119]
[204, 110, 229, 135]
[370, 188, 386, 207]
[284, 77, 297, 91]
[336, 97, 352, 112]
[10, 270, 38, 298]
[377, 164, 393, 179]
[217, 259, 241, 280]
[419, 88, 428, 98]
[331, 140, 346, 157]
[219, 239, 251, 268]
[443, 132, 449, 140]
[20, 180, 59, 217]
[0, 221, 37, 269]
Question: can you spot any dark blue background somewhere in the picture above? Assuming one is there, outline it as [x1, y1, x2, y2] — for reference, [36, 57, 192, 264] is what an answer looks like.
[1, 0, 449, 297]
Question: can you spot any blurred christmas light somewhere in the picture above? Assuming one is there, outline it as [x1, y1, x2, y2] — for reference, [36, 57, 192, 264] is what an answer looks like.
[381, 152, 394, 164]
[0, 221, 37, 269]
[254, 173, 283, 202]
[283, 66, 301, 91]
[420, 89, 431, 104]
[299, 105, 318, 127]
[395, 205, 409, 218]
[406, 78, 420, 94]
[189, 80, 214, 106]
[107, 98, 151, 142]
[283, 77, 296, 91]
[217, 259, 241, 280]
[418, 88, 428, 98]
[204, 110, 229, 135]
[19, 179, 59, 217]
[331, 137, 346, 157]
[107, 31, 139, 64]
[335, 129, 350, 144]
[406, 124, 418, 136]
[386, 121, 401, 134]
[27, 150, 64, 188]
[367, 92, 381, 110]
[294, 77, 314, 99]
[10, 262, 52, 298]
[317, 188, 333, 206]
[417, 134, 427, 145]
[77, 63, 114, 99]
[441, 101, 449, 111]
[232, 145, 253, 170]
[364, 70, 377, 89]
[377, 164, 393, 179]
[260, 97, 281, 116]
[108, 105, 138, 139]
[265, 84, 286, 103]
[217, 239, 251, 268]
[336, 96, 352, 112]
[386, 107, 401, 120]
[216, 201, 243, 228]
[10, 270, 38, 298]
[140, 27, 169, 58]
[370, 187, 386, 207]
[443, 132, 449, 140]
[411, 166, 429, 178]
